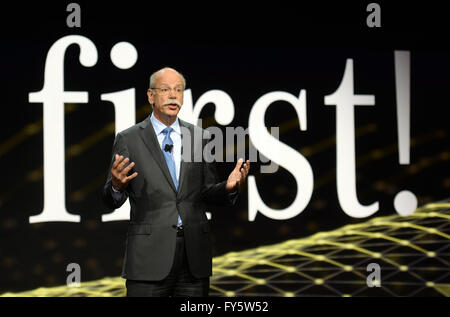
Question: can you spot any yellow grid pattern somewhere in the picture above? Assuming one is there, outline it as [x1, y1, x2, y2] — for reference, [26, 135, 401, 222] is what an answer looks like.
[1, 202, 449, 297]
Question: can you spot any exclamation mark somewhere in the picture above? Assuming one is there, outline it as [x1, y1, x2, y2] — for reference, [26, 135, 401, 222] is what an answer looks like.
[393, 50, 417, 216]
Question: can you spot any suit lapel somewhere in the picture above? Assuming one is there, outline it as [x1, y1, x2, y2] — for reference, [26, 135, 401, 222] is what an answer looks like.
[138, 116, 177, 193]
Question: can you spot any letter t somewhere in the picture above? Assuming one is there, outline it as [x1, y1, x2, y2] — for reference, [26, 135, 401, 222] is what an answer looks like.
[324, 59, 379, 218]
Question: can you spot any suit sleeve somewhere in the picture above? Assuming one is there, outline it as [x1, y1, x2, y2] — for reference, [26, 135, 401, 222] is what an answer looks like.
[102, 133, 130, 211]
[201, 132, 239, 206]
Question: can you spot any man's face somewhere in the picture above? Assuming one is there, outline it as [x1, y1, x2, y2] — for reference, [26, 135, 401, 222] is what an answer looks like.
[147, 70, 184, 120]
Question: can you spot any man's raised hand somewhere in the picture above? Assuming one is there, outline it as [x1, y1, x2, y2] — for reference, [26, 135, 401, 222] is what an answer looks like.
[111, 154, 138, 191]
[226, 158, 250, 192]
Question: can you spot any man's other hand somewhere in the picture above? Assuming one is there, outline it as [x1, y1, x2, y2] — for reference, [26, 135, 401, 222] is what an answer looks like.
[226, 158, 250, 192]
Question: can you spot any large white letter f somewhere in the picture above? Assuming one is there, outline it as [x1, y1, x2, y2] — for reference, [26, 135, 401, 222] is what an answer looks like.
[29, 35, 98, 223]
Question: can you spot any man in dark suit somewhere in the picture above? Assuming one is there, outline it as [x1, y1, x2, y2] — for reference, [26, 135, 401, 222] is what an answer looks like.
[102, 67, 250, 297]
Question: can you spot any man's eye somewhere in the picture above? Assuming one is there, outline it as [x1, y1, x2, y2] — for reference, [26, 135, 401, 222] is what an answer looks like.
[161, 88, 168, 92]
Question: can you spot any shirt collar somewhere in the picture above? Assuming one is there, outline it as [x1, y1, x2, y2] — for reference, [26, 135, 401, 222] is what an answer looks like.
[150, 113, 181, 136]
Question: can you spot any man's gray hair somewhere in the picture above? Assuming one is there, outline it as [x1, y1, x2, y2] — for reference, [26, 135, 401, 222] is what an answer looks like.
[149, 67, 186, 90]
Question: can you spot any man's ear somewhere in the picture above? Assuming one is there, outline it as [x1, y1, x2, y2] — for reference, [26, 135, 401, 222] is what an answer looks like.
[147, 89, 154, 105]
[147, 88, 153, 104]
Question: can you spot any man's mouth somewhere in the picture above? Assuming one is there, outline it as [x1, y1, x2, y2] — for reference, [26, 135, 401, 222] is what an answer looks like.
[163, 100, 181, 110]
[167, 103, 179, 110]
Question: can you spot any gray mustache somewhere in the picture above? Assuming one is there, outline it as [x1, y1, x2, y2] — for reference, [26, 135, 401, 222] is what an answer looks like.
[163, 99, 182, 107]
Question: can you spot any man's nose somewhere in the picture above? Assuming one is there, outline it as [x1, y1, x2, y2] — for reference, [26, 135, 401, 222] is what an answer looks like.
[168, 88, 177, 98]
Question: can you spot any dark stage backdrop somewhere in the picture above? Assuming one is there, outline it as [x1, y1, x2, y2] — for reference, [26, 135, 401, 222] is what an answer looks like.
[0, 2, 449, 294]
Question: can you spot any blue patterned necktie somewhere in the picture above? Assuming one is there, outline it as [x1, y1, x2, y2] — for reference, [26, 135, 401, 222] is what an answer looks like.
[161, 127, 182, 227]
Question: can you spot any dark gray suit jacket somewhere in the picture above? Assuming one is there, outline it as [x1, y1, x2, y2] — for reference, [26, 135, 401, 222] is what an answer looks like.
[102, 116, 237, 281]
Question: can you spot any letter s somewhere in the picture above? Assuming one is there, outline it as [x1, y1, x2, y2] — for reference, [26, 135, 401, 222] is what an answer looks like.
[248, 90, 313, 221]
